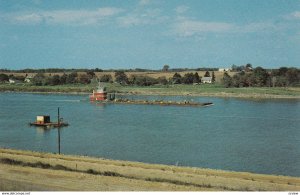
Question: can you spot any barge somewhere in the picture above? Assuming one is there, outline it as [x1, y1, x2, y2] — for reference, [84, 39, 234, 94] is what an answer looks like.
[29, 108, 69, 128]
[90, 82, 213, 107]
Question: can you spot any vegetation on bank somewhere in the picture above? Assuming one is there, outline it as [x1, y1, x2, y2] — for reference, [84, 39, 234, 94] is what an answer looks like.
[1, 66, 299, 88]
[223, 67, 300, 88]
[1, 148, 299, 191]
[0, 82, 299, 98]
[0, 65, 299, 98]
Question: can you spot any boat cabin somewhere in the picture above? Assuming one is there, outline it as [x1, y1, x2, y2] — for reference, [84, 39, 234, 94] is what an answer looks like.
[36, 115, 51, 124]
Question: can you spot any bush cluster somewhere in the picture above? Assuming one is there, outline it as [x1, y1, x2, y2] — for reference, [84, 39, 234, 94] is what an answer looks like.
[222, 67, 300, 88]
[32, 72, 93, 86]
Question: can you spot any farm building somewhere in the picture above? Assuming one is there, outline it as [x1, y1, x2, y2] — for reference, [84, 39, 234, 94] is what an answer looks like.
[24, 75, 34, 83]
[201, 77, 212, 84]
[218, 68, 230, 72]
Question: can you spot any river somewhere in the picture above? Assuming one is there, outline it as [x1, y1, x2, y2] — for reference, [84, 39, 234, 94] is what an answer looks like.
[0, 92, 299, 177]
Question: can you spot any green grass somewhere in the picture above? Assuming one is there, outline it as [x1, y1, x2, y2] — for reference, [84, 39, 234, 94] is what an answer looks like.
[107, 83, 300, 97]
[0, 83, 299, 97]
[0, 83, 94, 93]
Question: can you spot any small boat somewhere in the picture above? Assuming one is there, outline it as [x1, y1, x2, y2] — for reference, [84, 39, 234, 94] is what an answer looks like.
[29, 108, 69, 128]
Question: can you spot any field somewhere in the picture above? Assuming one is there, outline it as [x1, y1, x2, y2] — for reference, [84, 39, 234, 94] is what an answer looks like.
[0, 71, 234, 83]
[0, 148, 299, 191]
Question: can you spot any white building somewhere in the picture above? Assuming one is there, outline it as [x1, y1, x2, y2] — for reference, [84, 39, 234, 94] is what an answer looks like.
[24, 75, 34, 83]
[9, 79, 16, 84]
[218, 68, 230, 72]
[9, 78, 22, 84]
[201, 77, 212, 84]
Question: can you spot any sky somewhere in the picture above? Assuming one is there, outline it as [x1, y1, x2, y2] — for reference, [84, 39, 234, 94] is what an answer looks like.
[0, 0, 300, 70]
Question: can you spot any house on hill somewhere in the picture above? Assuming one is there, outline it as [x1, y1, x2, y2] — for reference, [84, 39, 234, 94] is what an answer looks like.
[201, 77, 212, 84]
[24, 75, 34, 83]
[9, 78, 16, 84]
[9, 79, 22, 84]
[218, 68, 230, 72]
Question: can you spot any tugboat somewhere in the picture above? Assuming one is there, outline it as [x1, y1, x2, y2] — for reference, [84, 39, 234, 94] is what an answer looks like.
[89, 82, 107, 101]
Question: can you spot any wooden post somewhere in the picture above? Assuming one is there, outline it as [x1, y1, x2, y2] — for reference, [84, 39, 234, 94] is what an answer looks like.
[58, 127, 61, 155]
[57, 107, 61, 154]
[57, 107, 60, 126]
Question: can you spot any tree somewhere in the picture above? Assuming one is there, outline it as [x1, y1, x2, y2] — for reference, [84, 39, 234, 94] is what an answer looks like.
[32, 73, 46, 86]
[94, 68, 103, 72]
[78, 74, 91, 84]
[128, 75, 136, 85]
[286, 68, 300, 86]
[157, 76, 168, 85]
[60, 73, 67, 84]
[232, 74, 244, 87]
[182, 73, 194, 84]
[231, 64, 245, 72]
[47, 75, 61, 86]
[0, 73, 9, 82]
[244, 73, 256, 87]
[66, 72, 78, 84]
[211, 71, 216, 83]
[278, 67, 288, 76]
[134, 76, 158, 86]
[204, 71, 210, 77]
[193, 72, 200, 83]
[172, 73, 182, 84]
[100, 74, 113, 83]
[222, 72, 232, 88]
[86, 70, 95, 78]
[245, 63, 253, 72]
[231, 64, 237, 71]
[115, 71, 128, 85]
[162, 65, 170, 72]
[253, 67, 269, 87]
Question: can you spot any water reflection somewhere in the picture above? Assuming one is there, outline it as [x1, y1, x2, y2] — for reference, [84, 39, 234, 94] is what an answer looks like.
[35, 126, 52, 134]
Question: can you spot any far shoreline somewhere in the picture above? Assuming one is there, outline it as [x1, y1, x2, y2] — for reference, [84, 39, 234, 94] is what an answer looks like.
[1, 89, 300, 100]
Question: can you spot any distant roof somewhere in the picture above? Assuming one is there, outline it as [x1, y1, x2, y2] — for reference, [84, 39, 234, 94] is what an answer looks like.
[201, 77, 212, 81]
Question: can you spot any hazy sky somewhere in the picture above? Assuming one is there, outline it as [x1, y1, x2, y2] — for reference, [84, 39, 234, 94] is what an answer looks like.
[0, 0, 300, 69]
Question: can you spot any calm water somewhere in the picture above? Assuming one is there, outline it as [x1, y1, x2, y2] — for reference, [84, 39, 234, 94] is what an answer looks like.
[0, 92, 299, 177]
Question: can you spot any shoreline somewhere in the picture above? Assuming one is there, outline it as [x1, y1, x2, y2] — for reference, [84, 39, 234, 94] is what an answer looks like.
[1, 90, 300, 100]
[0, 148, 299, 191]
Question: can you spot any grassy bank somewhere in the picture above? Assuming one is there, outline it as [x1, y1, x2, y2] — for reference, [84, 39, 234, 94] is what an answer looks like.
[0, 148, 299, 191]
[1, 83, 300, 99]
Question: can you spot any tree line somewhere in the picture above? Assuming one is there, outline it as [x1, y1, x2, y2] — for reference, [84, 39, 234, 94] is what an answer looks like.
[1, 66, 299, 87]
[222, 67, 300, 87]
[0, 71, 215, 86]
[0, 67, 218, 74]
[113, 71, 215, 86]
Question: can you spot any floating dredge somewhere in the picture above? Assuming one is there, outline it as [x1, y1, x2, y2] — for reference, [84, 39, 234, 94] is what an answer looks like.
[90, 82, 213, 107]
[29, 107, 69, 128]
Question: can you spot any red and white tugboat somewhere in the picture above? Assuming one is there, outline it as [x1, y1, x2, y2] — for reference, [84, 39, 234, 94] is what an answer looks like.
[89, 82, 107, 101]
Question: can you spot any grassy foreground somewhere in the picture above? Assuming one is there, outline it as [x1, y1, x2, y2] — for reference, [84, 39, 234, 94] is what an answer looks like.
[1, 83, 300, 99]
[0, 148, 299, 191]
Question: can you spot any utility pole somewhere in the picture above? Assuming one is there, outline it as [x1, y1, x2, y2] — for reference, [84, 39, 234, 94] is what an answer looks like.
[57, 107, 61, 154]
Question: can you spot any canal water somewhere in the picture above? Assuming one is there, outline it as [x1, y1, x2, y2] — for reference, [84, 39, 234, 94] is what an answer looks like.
[0, 93, 299, 177]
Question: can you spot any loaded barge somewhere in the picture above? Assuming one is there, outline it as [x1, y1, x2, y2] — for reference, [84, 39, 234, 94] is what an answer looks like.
[90, 82, 213, 107]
